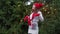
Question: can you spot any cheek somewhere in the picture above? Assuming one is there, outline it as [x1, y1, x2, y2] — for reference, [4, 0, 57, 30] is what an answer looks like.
[32, 9, 36, 11]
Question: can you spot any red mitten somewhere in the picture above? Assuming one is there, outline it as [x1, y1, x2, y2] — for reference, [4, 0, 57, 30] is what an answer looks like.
[24, 15, 29, 22]
[24, 15, 31, 26]
[28, 19, 31, 25]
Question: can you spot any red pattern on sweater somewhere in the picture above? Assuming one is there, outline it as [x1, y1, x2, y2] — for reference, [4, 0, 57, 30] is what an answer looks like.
[24, 13, 40, 26]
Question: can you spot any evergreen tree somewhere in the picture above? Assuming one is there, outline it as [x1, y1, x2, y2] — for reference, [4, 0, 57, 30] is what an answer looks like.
[0, 0, 60, 34]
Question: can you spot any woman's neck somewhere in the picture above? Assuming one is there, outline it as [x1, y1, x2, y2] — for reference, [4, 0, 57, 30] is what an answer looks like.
[33, 10, 39, 13]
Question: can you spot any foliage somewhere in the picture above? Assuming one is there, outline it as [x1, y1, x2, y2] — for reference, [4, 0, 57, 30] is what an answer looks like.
[0, 0, 60, 34]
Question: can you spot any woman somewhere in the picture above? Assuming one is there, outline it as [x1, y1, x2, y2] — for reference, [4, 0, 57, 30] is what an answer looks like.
[24, 2, 44, 34]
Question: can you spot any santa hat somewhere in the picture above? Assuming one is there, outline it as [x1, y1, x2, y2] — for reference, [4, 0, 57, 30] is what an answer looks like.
[32, 2, 44, 10]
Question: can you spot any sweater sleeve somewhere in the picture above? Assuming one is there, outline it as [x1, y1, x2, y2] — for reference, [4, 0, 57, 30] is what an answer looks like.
[38, 11, 44, 22]
[30, 13, 33, 20]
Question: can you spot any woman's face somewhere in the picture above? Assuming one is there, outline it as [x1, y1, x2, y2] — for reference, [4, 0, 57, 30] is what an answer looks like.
[32, 8, 39, 12]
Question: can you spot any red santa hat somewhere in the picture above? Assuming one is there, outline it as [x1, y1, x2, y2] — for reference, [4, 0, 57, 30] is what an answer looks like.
[32, 2, 44, 10]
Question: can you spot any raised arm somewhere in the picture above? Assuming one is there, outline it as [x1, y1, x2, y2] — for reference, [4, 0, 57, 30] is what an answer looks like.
[38, 11, 44, 22]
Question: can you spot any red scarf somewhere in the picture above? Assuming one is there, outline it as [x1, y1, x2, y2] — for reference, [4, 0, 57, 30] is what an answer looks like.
[24, 13, 40, 26]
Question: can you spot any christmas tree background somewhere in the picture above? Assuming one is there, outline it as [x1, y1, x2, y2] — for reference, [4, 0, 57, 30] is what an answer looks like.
[0, 0, 60, 34]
